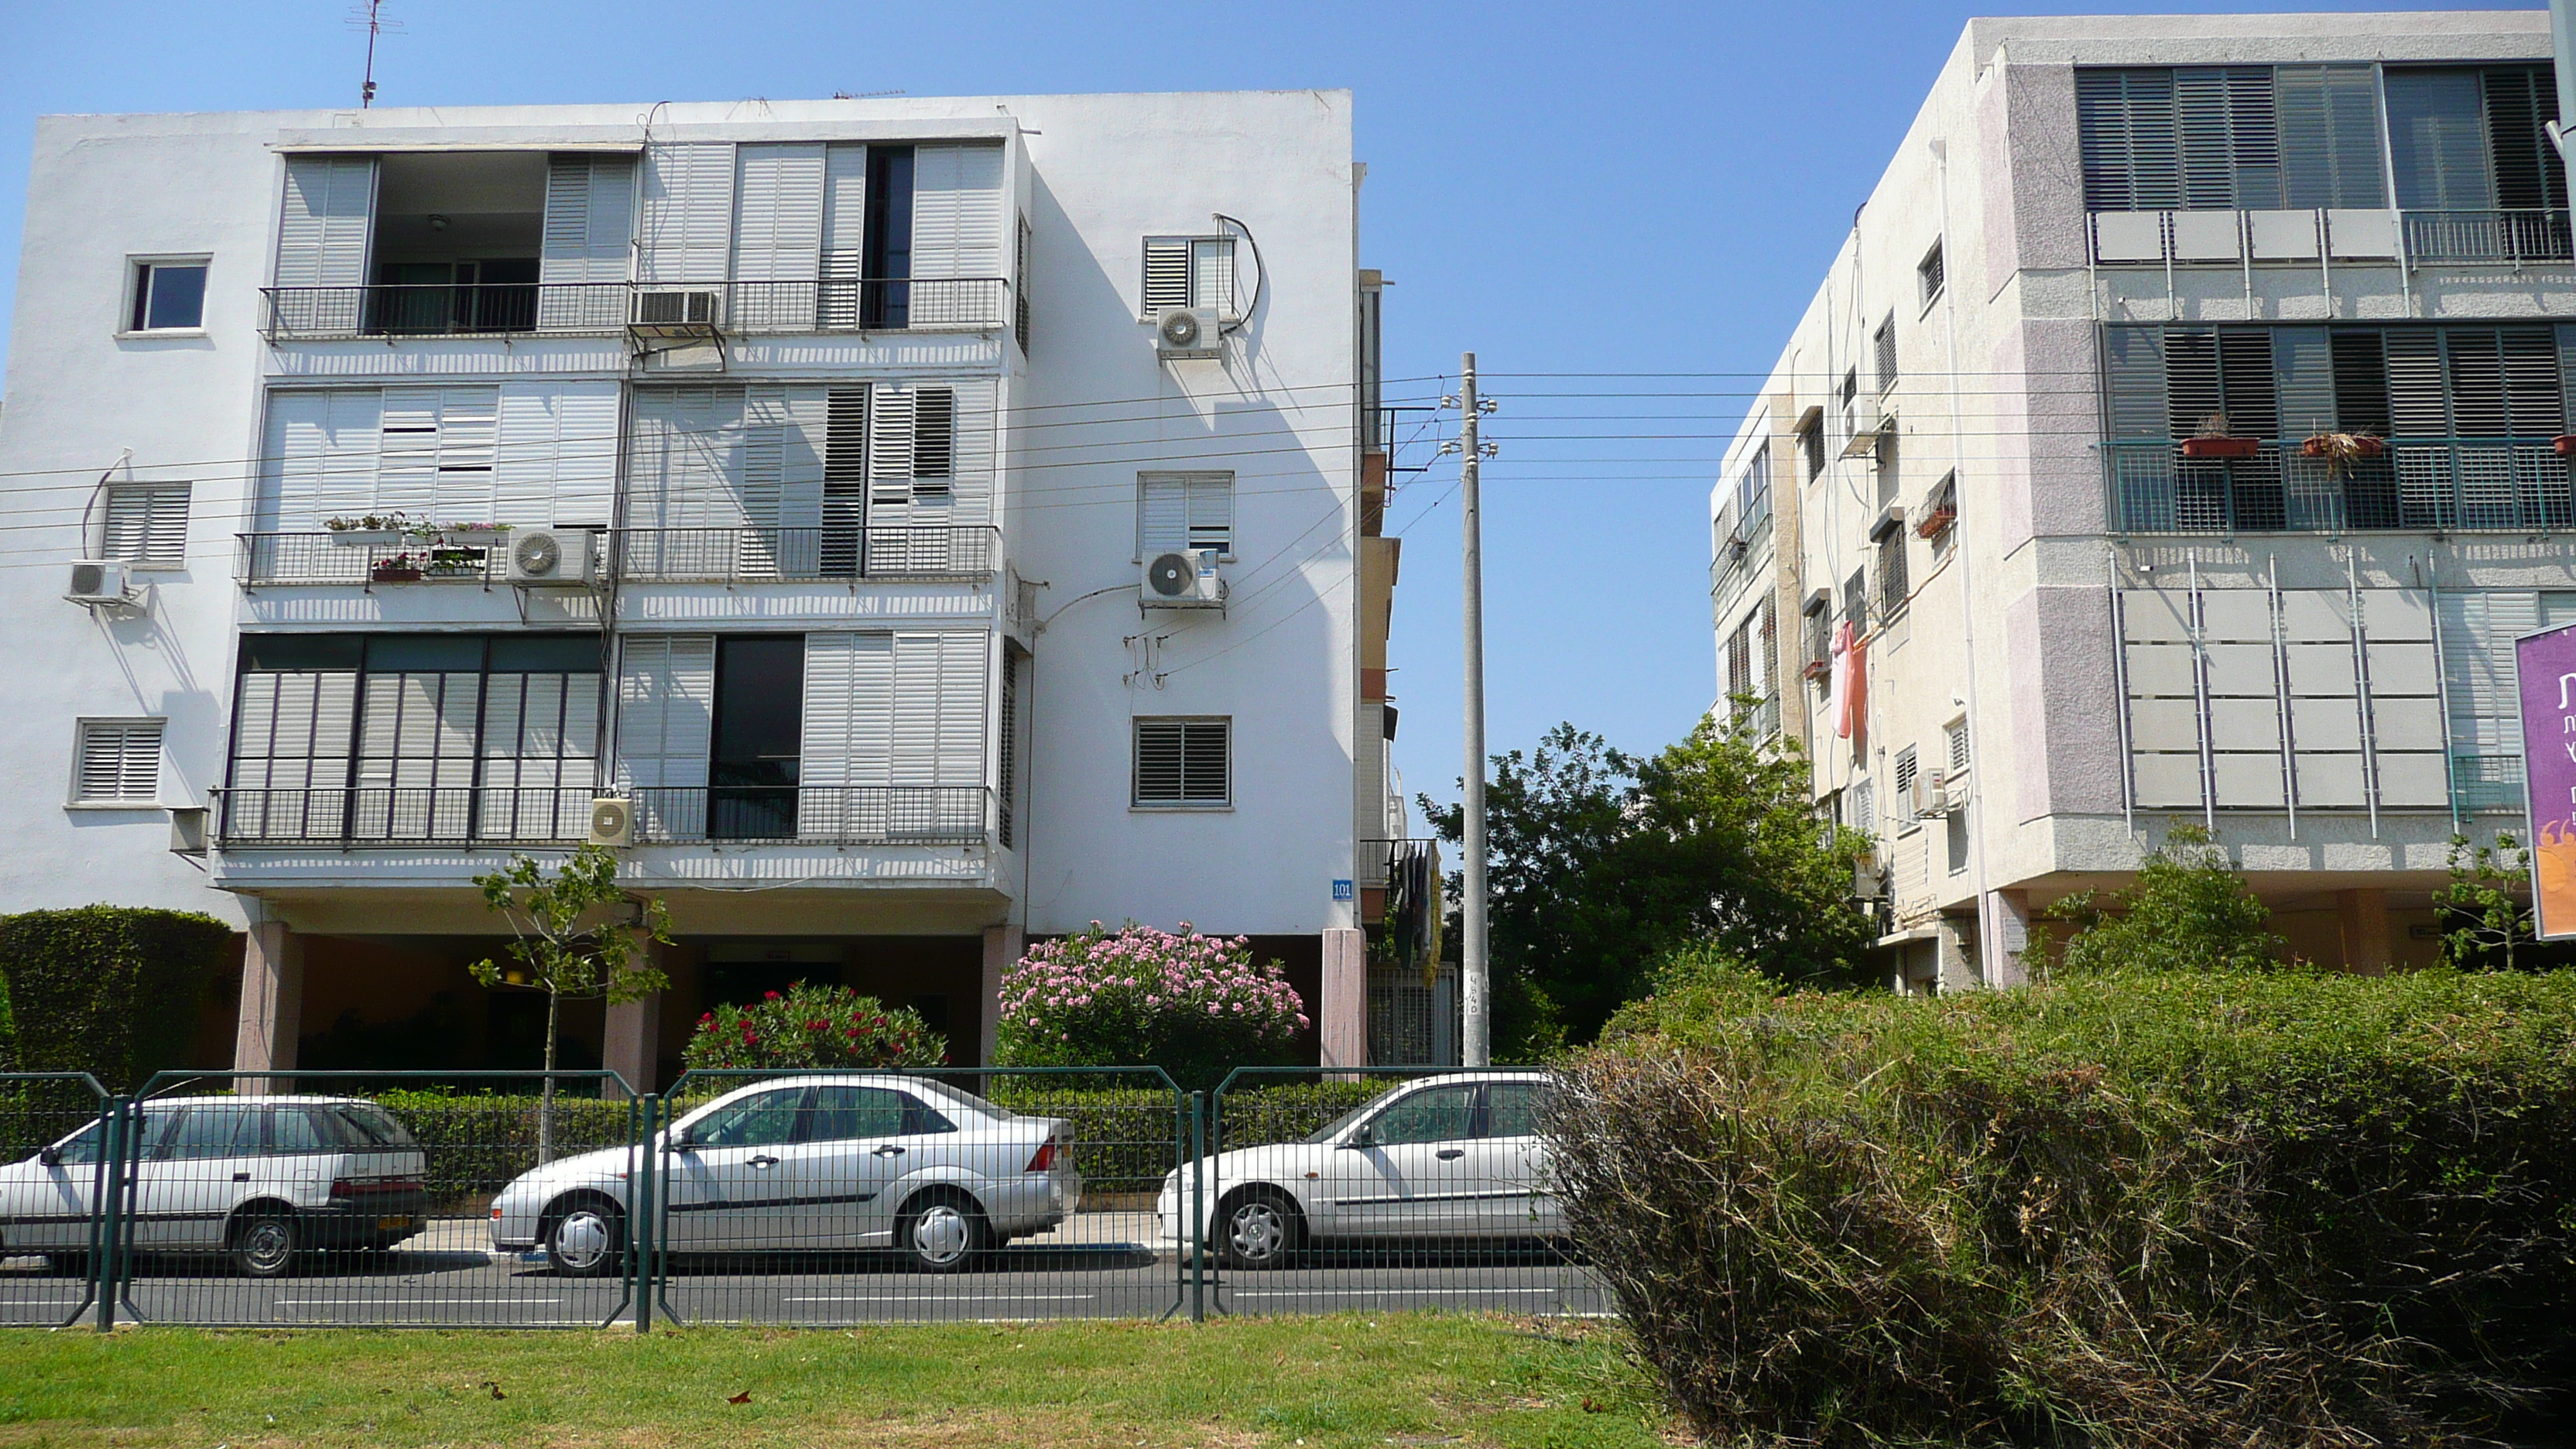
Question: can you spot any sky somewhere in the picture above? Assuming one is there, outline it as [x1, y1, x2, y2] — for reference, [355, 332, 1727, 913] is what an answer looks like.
[0, 0, 2526, 831]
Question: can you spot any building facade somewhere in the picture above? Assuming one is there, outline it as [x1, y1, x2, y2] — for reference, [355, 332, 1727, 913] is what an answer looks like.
[0, 91, 1417, 1084]
[1712, 12, 2574, 988]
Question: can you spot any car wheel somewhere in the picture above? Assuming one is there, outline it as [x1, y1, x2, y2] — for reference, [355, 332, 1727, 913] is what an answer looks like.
[896, 1191, 988, 1274]
[231, 1212, 300, 1278]
[1218, 1189, 1301, 1270]
[544, 1197, 625, 1278]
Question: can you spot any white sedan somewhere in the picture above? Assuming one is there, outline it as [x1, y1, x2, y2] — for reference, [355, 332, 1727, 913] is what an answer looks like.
[1158, 1070, 1560, 1269]
[491, 1075, 1079, 1276]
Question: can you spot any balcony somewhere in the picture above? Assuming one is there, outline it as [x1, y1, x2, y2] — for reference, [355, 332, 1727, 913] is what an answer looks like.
[212, 785, 991, 848]
[235, 526, 995, 587]
[258, 278, 1010, 341]
[2087, 207, 2574, 268]
[2102, 437, 2573, 534]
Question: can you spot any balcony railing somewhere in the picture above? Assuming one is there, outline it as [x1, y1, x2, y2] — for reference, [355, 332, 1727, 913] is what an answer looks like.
[2402, 210, 2575, 265]
[1357, 837, 1442, 890]
[235, 526, 989, 587]
[613, 526, 999, 583]
[2086, 206, 2574, 268]
[2103, 437, 2574, 535]
[213, 785, 990, 848]
[258, 278, 1009, 341]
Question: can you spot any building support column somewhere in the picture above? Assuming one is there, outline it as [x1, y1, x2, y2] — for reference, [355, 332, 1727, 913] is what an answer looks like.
[604, 987, 663, 1098]
[231, 918, 304, 1094]
[2337, 888, 2393, 975]
[978, 923, 1024, 1070]
[1320, 928, 1367, 1070]
[1980, 889, 2030, 988]
[1934, 920, 1979, 995]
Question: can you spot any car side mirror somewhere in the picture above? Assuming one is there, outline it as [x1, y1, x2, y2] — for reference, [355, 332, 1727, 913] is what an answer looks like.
[37, 1146, 61, 1168]
[671, 1125, 699, 1151]
[1342, 1125, 1375, 1149]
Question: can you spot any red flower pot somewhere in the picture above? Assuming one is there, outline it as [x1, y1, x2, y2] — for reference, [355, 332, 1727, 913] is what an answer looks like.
[2554, 436, 2576, 457]
[370, 565, 423, 583]
[2180, 436, 2260, 460]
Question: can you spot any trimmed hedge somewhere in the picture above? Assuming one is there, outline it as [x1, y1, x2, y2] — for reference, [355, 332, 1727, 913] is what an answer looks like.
[0, 907, 231, 1091]
[1553, 965, 2576, 1447]
[372, 1090, 636, 1203]
[977, 1080, 1393, 1195]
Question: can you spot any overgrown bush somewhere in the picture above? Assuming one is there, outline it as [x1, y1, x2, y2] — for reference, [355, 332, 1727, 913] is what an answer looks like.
[0, 906, 232, 1090]
[994, 924, 1307, 1091]
[1553, 964, 2576, 1447]
[2045, 824, 2283, 976]
[680, 981, 946, 1073]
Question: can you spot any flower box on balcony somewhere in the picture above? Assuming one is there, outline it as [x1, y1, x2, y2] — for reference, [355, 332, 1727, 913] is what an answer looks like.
[371, 555, 424, 583]
[331, 529, 402, 548]
[1914, 507, 1957, 540]
[1800, 659, 1831, 681]
[2300, 433, 2385, 460]
[2556, 436, 2576, 457]
[437, 526, 509, 547]
[2180, 436, 2260, 460]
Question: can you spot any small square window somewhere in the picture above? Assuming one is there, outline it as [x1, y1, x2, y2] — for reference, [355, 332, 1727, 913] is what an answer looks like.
[1141, 235, 1236, 316]
[129, 261, 208, 332]
[73, 719, 164, 805]
[1893, 746, 1920, 831]
[1918, 241, 1945, 310]
[1134, 717, 1230, 807]
[1137, 472, 1235, 560]
[101, 482, 191, 566]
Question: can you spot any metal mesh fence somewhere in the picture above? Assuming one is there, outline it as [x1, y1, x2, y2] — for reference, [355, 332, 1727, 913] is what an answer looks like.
[0, 1074, 109, 1327]
[1191, 1068, 1611, 1318]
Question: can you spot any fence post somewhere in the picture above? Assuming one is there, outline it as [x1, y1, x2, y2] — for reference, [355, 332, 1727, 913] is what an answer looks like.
[632, 1093, 658, 1334]
[91, 1097, 129, 1333]
[1188, 1091, 1207, 1324]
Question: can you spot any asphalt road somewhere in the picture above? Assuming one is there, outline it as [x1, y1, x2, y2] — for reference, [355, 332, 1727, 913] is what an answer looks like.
[0, 1215, 1614, 1327]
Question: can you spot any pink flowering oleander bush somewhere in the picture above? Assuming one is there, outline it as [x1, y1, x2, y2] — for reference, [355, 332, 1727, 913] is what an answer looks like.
[680, 981, 947, 1073]
[995, 923, 1310, 1089]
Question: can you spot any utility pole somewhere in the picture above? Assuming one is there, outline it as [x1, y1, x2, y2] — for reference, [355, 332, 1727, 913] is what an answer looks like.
[1455, 353, 1491, 1067]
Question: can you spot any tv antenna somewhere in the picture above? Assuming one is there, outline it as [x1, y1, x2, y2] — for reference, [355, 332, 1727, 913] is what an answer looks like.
[347, 1, 403, 108]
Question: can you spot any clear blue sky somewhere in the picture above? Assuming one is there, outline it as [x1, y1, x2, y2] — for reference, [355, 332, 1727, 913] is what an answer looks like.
[0, 1, 2519, 828]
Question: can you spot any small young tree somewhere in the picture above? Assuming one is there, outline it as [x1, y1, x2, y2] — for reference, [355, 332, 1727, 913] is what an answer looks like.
[470, 845, 672, 1162]
[2046, 823, 2281, 976]
[2434, 831, 2535, 972]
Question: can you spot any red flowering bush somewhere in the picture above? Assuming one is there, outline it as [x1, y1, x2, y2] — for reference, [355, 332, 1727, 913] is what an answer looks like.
[680, 981, 946, 1072]
[994, 923, 1308, 1089]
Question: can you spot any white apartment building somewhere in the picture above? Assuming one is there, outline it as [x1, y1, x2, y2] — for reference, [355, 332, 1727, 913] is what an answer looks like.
[0, 91, 1426, 1085]
[1713, 12, 2575, 988]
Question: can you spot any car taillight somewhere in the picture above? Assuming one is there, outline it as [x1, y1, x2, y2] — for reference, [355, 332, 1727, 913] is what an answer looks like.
[332, 1175, 423, 1197]
[1026, 1139, 1060, 1173]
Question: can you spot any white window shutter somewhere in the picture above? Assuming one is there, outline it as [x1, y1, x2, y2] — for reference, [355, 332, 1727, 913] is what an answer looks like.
[936, 632, 988, 790]
[731, 142, 827, 283]
[276, 156, 375, 288]
[615, 635, 714, 791]
[869, 386, 919, 512]
[77, 721, 163, 803]
[641, 143, 737, 283]
[1142, 238, 1191, 312]
[540, 154, 635, 286]
[910, 144, 1004, 280]
[1185, 473, 1233, 553]
[102, 484, 190, 564]
[494, 380, 621, 527]
[819, 143, 870, 327]
[1138, 474, 1187, 557]
[1190, 237, 1235, 313]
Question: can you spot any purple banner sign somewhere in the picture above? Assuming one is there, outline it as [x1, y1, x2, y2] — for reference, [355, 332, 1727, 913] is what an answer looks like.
[2514, 622, 2576, 939]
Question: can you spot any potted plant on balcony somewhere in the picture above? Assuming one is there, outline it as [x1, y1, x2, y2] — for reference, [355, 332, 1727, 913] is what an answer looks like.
[1914, 502, 1957, 539]
[2180, 413, 2260, 461]
[369, 552, 424, 583]
[425, 545, 483, 578]
[326, 512, 424, 547]
[434, 521, 512, 548]
[2299, 430, 2386, 476]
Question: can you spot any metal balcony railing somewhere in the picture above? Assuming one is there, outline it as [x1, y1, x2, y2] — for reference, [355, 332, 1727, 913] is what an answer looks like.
[234, 532, 526, 587]
[212, 785, 991, 848]
[2102, 437, 2575, 534]
[2401, 209, 2575, 265]
[612, 526, 999, 583]
[258, 278, 1009, 341]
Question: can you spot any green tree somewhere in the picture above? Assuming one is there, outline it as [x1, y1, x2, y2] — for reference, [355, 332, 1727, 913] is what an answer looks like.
[2433, 831, 2536, 971]
[1423, 718, 1873, 1052]
[2046, 823, 2281, 976]
[469, 845, 673, 1162]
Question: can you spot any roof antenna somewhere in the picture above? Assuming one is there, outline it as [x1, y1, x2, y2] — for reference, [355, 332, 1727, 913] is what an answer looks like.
[348, 0, 402, 108]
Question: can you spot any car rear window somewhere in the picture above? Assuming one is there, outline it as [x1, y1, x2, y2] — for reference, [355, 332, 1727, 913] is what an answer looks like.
[268, 1107, 331, 1155]
[329, 1103, 419, 1149]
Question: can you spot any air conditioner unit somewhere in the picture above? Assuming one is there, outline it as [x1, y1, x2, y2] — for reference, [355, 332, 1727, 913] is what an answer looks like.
[1153, 307, 1224, 359]
[1141, 548, 1226, 608]
[587, 796, 635, 848]
[632, 288, 721, 329]
[505, 528, 598, 587]
[1912, 769, 1960, 819]
[65, 560, 135, 608]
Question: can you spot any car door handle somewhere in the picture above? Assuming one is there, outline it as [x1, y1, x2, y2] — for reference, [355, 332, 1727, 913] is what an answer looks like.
[1435, 1149, 1466, 1160]
[748, 1155, 780, 1169]
[233, 1171, 252, 1181]
[871, 1146, 906, 1157]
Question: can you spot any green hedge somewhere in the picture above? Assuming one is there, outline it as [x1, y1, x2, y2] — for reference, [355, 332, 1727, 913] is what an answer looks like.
[371, 1090, 637, 1203]
[0, 907, 231, 1091]
[985, 1080, 1392, 1194]
[1553, 965, 2576, 1447]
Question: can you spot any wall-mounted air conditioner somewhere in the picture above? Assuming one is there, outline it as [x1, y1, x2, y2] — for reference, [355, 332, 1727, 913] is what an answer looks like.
[1153, 307, 1223, 360]
[1141, 549, 1225, 608]
[505, 529, 598, 587]
[1912, 769, 1963, 819]
[65, 560, 135, 608]
[632, 288, 721, 330]
[587, 796, 635, 848]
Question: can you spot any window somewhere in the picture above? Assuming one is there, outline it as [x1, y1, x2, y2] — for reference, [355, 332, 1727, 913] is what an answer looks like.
[1798, 412, 1826, 482]
[162, 1105, 259, 1161]
[1875, 521, 1909, 622]
[100, 482, 190, 566]
[1133, 718, 1230, 807]
[804, 1086, 957, 1142]
[1848, 777, 1876, 839]
[997, 646, 1021, 849]
[1874, 315, 1898, 392]
[1141, 235, 1236, 315]
[268, 1107, 330, 1156]
[2386, 66, 2566, 213]
[1947, 808, 1971, 875]
[73, 719, 163, 805]
[1136, 471, 1235, 559]
[692, 1088, 807, 1148]
[1893, 746, 1920, 831]
[1947, 719, 1971, 776]
[1803, 598, 1832, 680]
[1922, 471, 1958, 544]
[1014, 215, 1033, 353]
[1917, 241, 1945, 309]
[861, 146, 914, 328]
[1483, 1081, 1549, 1139]
[1843, 568, 1869, 636]
[709, 635, 805, 840]
[1368, 1085, 1477, 1146]
[1839, 368, 1859, 437]
[128, 259, 207, 332]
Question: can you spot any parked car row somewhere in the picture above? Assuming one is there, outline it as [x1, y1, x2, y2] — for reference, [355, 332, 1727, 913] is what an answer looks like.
[1, 1072, 1559, 1277]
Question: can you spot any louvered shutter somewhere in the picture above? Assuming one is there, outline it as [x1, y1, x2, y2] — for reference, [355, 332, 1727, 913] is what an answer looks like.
[640, 143, 737, 283]
[276, 156, 375, 288]
[889, 632, 943, 790]
[76, 721, 163, 803]
[1138, 474, 1188, 557]
[909, 144, 1004, 282]
[909, 389, 955, 496]
[2215, 328, 2280, 437]
[2386, 70, 2495, 211]
[1186, 473, 1233, 553]
[1142, 238, 1192, 311]
[868, 386, 919, 519]
[1134, 720, 1185, 803]
[102, 484, 190, 564]
[822, 387, 867, 574]
[1181, 721, 1230, 803]
[947, 378, 997, 525]
[2441, 591, 2538, 811]
[800, 631, 889, 838]
[2103, 327, 2170, 438]
[616, 632, 715, 842]
[2163, 327, 2224, 435]
[2384, 330, 2454, 526]
[819, 143, 869, 327]
[731, 143, 826, 283]
[2279, 66, 2388, 207]
[492, 379, 620, 527]
[1190, 237, 1235, 313]
[2076, 69, 2180, 212]
[261, 386, 385, 533]
[537, 153, 634, 332]
[2482, 67, 2564, 211]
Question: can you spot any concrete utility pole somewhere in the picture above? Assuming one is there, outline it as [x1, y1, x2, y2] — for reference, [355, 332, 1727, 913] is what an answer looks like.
[1457, 353, 1491, 1067]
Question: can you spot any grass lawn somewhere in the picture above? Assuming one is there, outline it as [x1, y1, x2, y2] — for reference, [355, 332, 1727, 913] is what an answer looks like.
[0, 1313, 1675, 1448]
